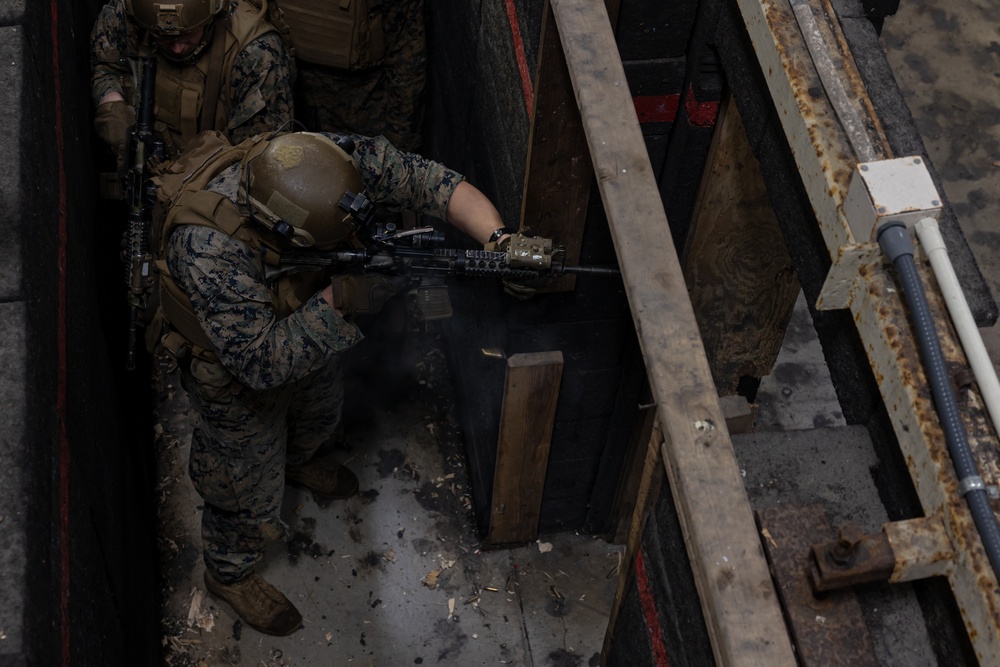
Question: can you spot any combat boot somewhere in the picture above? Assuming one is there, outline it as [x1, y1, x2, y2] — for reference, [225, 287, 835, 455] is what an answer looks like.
[286, 453, 359, 500]
[203, 570, 302, 636]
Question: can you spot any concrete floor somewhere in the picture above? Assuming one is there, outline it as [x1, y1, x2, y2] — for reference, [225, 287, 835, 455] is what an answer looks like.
[154, 321, 623, 667]
[151, 3, 1000, 665]
[881, 0, 1000, 358]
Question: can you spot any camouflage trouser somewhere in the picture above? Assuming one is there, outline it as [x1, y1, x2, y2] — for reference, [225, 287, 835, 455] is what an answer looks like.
[182, 355, 346, 583]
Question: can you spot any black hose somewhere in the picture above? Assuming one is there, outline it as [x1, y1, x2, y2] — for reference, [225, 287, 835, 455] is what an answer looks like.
[878, 222, 1000, 578]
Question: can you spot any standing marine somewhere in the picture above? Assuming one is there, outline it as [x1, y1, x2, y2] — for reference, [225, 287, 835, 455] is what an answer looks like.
[90, 0, 295, 173]
[284, 0, 427, 151]
[146, 129, 541, 636]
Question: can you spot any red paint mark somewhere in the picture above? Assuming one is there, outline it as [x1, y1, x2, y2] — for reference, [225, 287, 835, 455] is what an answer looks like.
[504, 0, 534, 116]
[636, 549, 672, 666]
[685, 84, 719, 127]
[633, 94, 680, 123]
[50, 0, 71, 664]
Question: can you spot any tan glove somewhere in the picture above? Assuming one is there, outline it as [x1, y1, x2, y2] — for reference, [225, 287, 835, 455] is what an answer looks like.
[93, 100, 136, 175]
[330, 274, 409, 316]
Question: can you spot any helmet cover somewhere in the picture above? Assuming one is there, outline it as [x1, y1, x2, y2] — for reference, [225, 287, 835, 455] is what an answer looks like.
[125, 0, 227, 36]
[244, 132, 363, 250]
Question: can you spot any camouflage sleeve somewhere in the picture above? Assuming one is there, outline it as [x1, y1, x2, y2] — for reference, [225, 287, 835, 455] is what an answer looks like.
[166, 221, 362, 391]
[227, 31, 295, 143]
[345, 134, 466, 219]
[379, 0, 427, 151]
[90, 0, 133, 107]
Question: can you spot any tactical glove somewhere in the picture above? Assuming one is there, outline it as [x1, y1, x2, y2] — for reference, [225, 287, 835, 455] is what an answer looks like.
[330, 274, 409, 316]
[496, 232, 558, 300]
[94, 100, 136, 176]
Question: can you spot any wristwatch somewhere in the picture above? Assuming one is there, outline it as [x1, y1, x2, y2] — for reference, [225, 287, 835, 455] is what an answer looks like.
[488, 227, 513, 244]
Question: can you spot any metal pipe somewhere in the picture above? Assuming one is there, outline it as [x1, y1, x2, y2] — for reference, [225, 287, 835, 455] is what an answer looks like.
[789, 0, 877, 162]
[878, 221, 1000, 579]
[915, 217, 1000, 439]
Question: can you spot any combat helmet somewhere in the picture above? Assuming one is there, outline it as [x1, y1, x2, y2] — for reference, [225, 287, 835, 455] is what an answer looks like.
[125, 0, 227, 36]
[242, 132, 364, 250]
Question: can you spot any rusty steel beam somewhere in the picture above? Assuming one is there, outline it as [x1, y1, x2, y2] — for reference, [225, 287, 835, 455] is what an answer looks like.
[810, 516, 957, 592]
[736, 0, 1000, 661]
[884, 515, 958, 583]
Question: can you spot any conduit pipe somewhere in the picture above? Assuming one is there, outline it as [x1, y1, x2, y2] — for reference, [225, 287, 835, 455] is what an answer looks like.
[878, 222, 1000, 579]
[915, 217, 1000, 438]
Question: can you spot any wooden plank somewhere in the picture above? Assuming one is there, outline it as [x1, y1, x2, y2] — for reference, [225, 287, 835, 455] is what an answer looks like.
[487, 351, 564, 545]
[603, 416, 664, 659]
[518, 0, 589, 292]
[719, 394, 756, 435]
[682, 93, 800, 394]
[548, 0, 796, 663]
[610, 403, 658, 544]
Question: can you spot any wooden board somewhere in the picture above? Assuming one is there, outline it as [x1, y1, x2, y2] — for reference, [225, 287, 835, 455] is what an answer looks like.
[547, 0, 796, 663]
[682, 93, 800, 394]
[603, 416, 664, 657]
[487, 351, 564, 545]
[518, 1, 587, 292]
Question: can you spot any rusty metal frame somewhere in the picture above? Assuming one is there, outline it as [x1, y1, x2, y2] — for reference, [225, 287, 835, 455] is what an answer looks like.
[736, 0, 1000, 661]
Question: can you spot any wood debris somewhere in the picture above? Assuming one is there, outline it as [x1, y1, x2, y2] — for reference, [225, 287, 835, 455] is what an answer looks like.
[421, 569, 440, 589]
[186, 588, 215, 633]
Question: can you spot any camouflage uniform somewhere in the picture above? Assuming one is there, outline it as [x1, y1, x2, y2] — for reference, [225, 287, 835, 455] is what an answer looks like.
[165, 134, 463, 582]
[295, 0, 426, 151]
[90, 0, 295, 155]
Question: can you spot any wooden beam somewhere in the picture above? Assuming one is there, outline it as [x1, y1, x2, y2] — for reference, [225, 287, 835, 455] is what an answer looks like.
[682, 93, 800, 394]
[548, 0, 795, 663]
[487, 351, 564, 545]
[602, 416, 664, 661]
[609, 402, 659, 545]
[518, 0, 590, 292]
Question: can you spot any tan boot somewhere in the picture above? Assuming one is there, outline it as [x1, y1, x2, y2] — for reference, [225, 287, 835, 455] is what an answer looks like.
[286, 454, 359, 500]
[203, 570, 302, 636]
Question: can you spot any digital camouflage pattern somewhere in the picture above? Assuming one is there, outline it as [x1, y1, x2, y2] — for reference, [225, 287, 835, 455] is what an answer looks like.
[165, 133, 464, 581]
[294, 0, 427, 151]
[345, 133, 463, 215]
[90, 0, 295, 153]
[185, 356, 347, 581]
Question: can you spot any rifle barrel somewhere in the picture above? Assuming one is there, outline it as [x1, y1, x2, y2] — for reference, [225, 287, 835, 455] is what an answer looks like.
[562, 264, 620, 276]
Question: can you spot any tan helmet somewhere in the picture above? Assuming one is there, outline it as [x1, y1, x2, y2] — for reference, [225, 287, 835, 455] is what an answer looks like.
[125, 0, 227, 36]
[243, 132, 364, 250]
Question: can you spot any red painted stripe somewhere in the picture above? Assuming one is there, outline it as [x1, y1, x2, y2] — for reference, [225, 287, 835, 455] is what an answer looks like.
[636, 549, 672, 666]
[685, 84, 719, 127]
[633, 94, 680, 123]
[50, 0, 71, 664]
[504, 0, 534, 116]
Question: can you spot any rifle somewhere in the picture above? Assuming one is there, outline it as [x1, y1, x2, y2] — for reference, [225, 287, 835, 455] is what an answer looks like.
[123, 56, 165, 370]
[271, 191, 620, 284]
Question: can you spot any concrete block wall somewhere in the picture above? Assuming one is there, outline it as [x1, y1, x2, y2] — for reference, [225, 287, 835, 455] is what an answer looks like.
[2, 0, 160, 663]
